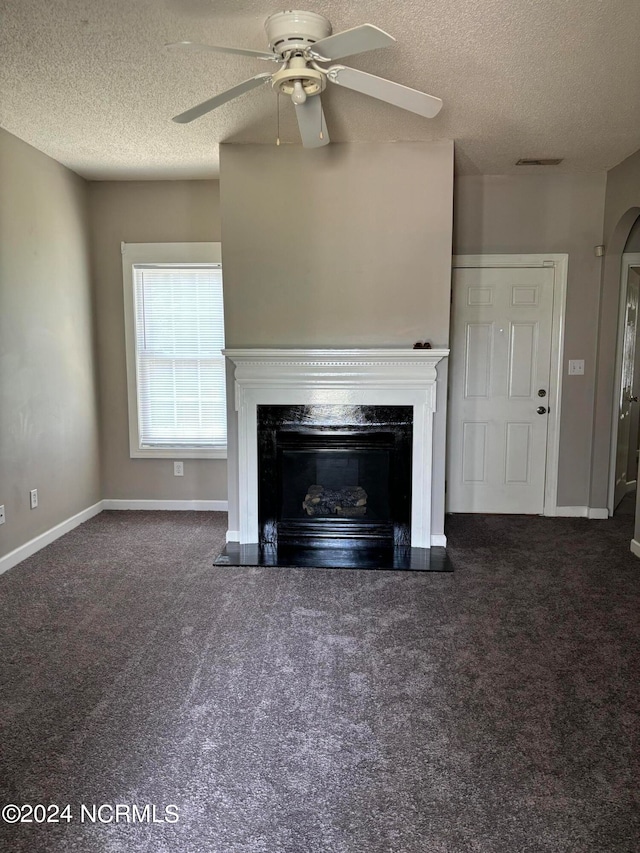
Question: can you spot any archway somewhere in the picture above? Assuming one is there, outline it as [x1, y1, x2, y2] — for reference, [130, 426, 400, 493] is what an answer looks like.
[591, 207, 640, 519]
[606, 210, 640, 515]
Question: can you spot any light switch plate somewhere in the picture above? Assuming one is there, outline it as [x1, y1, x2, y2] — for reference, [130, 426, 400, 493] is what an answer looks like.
[568, 359, 585, 375]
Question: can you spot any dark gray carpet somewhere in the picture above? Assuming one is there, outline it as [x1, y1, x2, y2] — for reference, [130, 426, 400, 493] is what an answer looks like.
[1, 502, 639, 852]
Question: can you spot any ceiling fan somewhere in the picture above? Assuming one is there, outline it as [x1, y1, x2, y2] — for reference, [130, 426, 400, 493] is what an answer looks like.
[167, 10, 442, 148]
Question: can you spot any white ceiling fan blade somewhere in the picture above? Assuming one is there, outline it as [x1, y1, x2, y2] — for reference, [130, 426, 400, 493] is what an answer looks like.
[165, 41, 278, 62]
[328, 65, 443, 118]
[307, 24, 395, 61]
[172, 73, 272, 123]
[295, 97, 330, 148]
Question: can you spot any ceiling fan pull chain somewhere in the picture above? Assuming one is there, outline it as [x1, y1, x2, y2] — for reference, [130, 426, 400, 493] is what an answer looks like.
[319, 102, 324, 140]
[276, 93, 281, 146]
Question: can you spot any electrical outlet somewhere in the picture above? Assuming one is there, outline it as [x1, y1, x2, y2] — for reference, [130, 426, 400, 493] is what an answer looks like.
[568, 359, 585, 376]
[173, 461, 184, 477]
[0, 505, 5, 525]
[30, 489, 38, 509]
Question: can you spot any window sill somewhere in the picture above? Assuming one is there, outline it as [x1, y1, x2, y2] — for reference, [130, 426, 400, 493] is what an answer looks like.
[130, 447, 227, 460]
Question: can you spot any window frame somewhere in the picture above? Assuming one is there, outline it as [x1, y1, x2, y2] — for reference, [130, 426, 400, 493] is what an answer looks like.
[122, 241, 227, 459]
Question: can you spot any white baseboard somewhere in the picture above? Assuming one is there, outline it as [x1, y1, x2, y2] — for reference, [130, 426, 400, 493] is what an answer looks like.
[587, 507, 609, 519]
[102, 499, 228, 511]
[626, 480, 637, 493]
[631, 539, 640, 559]
[552, 506, 587, 517]
[225, 530, 240, 543]
[0, 501, 104, 576]
[553, 506, 609, 519]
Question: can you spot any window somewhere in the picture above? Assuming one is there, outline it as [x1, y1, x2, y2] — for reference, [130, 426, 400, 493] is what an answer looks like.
[122, 242, 226, 458]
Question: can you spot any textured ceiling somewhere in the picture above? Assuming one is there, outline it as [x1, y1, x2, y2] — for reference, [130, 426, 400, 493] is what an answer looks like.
[2, 0, 640, 179]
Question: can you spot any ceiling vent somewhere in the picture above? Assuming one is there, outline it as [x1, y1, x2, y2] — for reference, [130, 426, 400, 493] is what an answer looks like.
[516, 158, 563, 166]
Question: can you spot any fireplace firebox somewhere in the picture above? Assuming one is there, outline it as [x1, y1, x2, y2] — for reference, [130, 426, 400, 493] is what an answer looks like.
[258, 405, 412, 548]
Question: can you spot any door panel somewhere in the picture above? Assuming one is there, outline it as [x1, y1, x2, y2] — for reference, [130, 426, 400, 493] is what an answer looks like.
[509, 323, 536, 398]
[505, 422, 531, 484]
[448, 266, 554, 514]
[462, 422, 488, 483]
[465, 324, 492, 397]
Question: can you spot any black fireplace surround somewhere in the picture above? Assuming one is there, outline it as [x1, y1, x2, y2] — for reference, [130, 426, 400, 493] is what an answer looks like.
[257, 404, 413, 549]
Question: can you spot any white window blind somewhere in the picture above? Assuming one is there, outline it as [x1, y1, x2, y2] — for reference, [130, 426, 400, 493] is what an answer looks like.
[132, 263, 226, 450]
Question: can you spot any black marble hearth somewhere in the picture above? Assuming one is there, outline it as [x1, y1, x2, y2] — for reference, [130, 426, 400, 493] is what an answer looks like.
[214, 542, 451, 572]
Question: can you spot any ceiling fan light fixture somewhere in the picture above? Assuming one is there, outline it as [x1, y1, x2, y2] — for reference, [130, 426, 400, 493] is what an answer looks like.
[271, 60, 325, 100]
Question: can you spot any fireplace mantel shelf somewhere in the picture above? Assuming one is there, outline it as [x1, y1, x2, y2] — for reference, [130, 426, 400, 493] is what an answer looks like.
[223, 348, 449, 392]
[224, 347, 449, 549]
[223, 348, 449, 369]
[223, 348, 449, 359]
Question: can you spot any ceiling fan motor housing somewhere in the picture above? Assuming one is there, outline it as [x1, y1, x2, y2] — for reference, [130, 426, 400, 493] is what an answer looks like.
[265, 10, 332, 55]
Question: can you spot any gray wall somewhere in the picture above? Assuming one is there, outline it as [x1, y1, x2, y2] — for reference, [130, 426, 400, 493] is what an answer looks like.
[220, 141, 454, 537]
[0, 130, 101, 559]
[454, 173, 606, 508]
[88, 180, 227, 501]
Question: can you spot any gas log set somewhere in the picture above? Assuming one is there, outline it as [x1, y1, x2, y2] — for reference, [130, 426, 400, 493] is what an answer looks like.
[302, 485, 368, 517]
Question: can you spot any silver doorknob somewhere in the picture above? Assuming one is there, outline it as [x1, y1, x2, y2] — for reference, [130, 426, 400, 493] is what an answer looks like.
[537, 406, 548, 415]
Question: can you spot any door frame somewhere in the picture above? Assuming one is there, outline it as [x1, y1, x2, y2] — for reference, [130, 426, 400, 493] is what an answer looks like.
[607, 253, 640, 515]
[451, 254, 568, 516]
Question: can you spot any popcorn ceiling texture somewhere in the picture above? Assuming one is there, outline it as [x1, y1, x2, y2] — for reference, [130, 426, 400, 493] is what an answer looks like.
[2, 0, 640, 179]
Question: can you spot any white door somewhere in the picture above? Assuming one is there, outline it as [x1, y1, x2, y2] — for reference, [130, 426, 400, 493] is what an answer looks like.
[448, 266, 555, 514]
[612, 265, 640, 510]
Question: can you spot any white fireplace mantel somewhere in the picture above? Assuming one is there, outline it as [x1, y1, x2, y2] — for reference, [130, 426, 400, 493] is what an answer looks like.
[224, 348, 449, 548]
